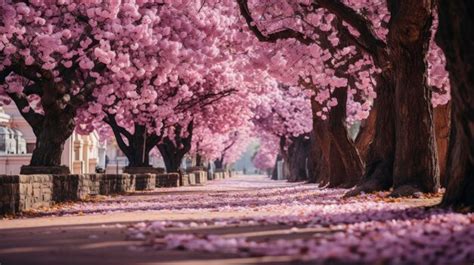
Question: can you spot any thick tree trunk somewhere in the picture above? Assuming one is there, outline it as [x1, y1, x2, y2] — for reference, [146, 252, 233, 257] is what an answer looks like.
[311, 89, 364, 188]
[286, 135, 310, 182]
[389, 0, 439, 196]
[434, 103, 451, 187]
[125, 124, 152, 167]
[328, 88, 364, 187]
[214, 158, 224, 170]
[346, 2, 439, 197]
[307, 131, 328, 185]
[161, 152, 183, 173]
[29, 111, 75, 167]
[278, 136, 290, 179]
[158, 123, 193, 173]
[106, 114, 161, 169]
[158, 140, 187, 173]
[346, 75, 396, 196]
[436, 0, 474, 209]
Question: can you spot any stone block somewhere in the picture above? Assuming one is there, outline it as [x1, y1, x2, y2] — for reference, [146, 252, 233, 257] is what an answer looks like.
[180, 174, 189, 186]
[207, 172, 213, 181]
[192, 171, 207, 185]
[156, 173, 180, 187]
[123, 167, 165, 174]
[20, 165, 70, 175]
[188, 173, 196, 185]
[134, 174, 156, 191]
[52, 175, 80, 202]
[99, 174, 135, 195]
[79, 174, 101, 198]
[213, 172, 224, 180]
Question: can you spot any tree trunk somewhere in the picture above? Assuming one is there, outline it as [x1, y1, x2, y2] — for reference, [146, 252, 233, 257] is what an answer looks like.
[30, 111, 75, 167]
[307, 131, 328, 184]
[271, 155, 280, 180]
[306, 131, 319, 183]
[214, 157, 224, 170]
[346, 2, 438, 197]
[346, 75, 396, 196]
[158, 123, 194, 173]
[278, 136, 291, 179]
[328, 88, 364, 187]
[195, 154, 203, 167]
[126, 124, 151, 167]
[311, 89, 364, 188]
[161, 151, 183, 173]
[436, 0, 474, 209]
[389, 0, 439, 196]
[286, 135, 310, 182]
[434, 103, 451, 187]
[106, 113, 163, 170]
[355, 108, 377, 162]
[158, 140, 187, 173]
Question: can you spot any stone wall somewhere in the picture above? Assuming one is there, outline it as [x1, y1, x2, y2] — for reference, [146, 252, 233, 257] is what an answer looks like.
[99, 174, 135, 194]
[0, 175, 52, 215]
[180, 174, 189, 186]
[134, 174, 156, 191]
[1, 170, 225, 215]
[193, 171, 207, 185]
[1, 174, 142, 215]
[213, 172, 224, 180]
[213, 170, 233, 180]
[156, 173, 180, 187]
[188, 173, 196, 185]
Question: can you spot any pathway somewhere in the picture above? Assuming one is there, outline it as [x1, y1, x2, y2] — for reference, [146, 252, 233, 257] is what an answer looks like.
[0, 175, 473, 265]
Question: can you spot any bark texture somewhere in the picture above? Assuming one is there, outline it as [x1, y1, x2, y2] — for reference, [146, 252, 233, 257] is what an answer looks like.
[436, 0, 474, 209]
[434, 103, 451, 187]
[106, 118, 161, 168]
[286, 135, 311, 182]
[311, 89, 364, 188]
[29, 108, 75, 167]
[355, 108, 377, 162]
[158, 123, 194, 173]
[346, 76, 396, 196]
[238, 0, 440, 194]
[347, 0, 439, 197]
[306, 131, 321, 184]
[1, 60, 98, 169]
[388, 0, 439, 196]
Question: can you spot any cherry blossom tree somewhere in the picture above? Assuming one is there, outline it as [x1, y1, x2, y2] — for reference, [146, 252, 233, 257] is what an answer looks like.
[237, 0, 450, 195]
[0, 1, 123, 172]
[75, 0, 246, 172]
[251, 83, 313, 181]
[252, 133, 279, 174]
[237, 0, 378, 186]
[436, 0, 474, 210]
[155, 61, 257, 173]
[188, 81, 256, 172]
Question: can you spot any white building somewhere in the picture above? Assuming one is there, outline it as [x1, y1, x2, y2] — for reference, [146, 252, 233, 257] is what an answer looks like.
[0, 105, 106, 175]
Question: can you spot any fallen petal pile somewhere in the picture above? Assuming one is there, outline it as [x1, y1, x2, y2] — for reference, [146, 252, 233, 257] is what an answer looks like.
[123, 176, 474, 265]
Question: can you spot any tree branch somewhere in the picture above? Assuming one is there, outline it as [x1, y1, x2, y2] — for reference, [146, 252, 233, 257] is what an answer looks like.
[312, 0, 386, 54]
[236, 0, 313, 45]
[103, 114, 132, 156]
[6, 92, 44, 135]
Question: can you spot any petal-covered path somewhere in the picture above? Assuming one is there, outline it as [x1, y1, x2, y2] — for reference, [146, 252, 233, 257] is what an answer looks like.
[1, 175, 473, 265]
